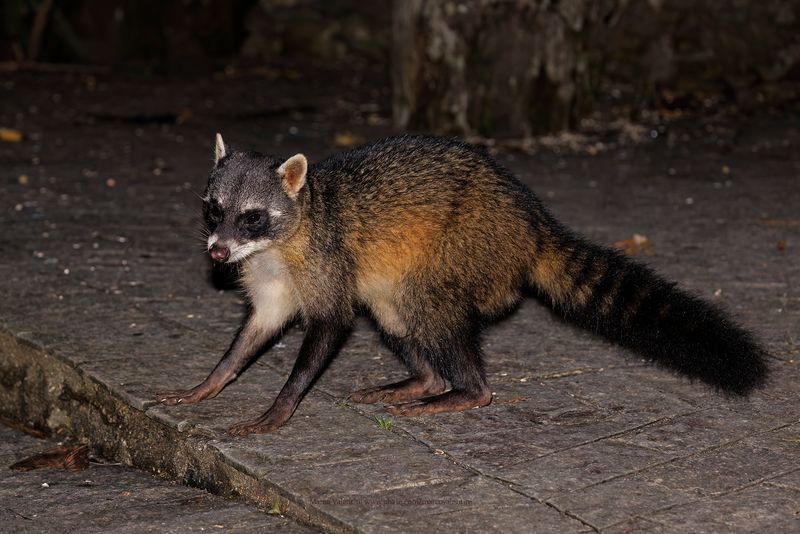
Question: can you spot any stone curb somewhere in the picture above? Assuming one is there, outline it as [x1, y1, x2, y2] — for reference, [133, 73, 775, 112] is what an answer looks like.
[0, 326, 353, 533]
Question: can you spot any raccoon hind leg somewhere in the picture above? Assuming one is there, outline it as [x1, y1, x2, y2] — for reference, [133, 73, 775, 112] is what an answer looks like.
[348, 334, 447, 404]
[386, 332, 492, 417]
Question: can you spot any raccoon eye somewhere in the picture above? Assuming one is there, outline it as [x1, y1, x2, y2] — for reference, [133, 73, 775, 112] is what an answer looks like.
[242, 212, 265, 228]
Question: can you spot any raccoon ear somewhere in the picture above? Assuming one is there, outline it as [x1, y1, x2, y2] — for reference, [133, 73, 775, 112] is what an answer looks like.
[214, 133, 228, 166]
[278, 154, 308, 199]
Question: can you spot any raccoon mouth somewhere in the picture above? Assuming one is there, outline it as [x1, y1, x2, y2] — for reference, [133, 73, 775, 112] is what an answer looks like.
[226, 242, 262, 263]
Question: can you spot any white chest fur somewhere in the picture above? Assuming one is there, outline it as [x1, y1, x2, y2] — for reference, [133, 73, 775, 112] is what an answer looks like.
[241, 249, 300, 333]
[357, 274, 407, 336]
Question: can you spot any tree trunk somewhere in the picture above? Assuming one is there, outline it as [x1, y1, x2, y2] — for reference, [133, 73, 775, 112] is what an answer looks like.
[392, 0, 619, 137]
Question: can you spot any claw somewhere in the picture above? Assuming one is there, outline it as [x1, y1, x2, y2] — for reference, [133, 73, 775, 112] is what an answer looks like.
[155, 389, 205, 406]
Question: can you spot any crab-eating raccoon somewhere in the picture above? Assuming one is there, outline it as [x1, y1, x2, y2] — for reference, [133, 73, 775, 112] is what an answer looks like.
[157, 134, 768, 436]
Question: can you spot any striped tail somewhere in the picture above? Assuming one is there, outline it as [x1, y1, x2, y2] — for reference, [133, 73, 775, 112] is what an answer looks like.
[529, 225, 769, 395]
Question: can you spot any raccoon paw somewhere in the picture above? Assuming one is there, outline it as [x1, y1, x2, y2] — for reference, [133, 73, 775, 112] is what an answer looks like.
[386, 388, 492, 417]
[228, 409, 292, 436]
[348, 376, 447, 404]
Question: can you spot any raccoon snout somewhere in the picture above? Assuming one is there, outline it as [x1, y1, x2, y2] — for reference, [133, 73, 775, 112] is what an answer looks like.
[209, 244, 230, 262]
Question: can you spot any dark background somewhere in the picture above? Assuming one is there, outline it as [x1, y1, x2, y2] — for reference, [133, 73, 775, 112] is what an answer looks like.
[2, 0, 799, 138]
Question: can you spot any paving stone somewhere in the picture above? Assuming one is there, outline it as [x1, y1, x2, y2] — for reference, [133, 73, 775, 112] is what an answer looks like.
[548, 473, 698, 528]
[1, 71, 798, 532]
[425, 428, 554, 472]
[602, 517, 671, 534]
[206, 396, 419, 474]
[737, 424, 800, 457]
[631, 439, 797, 497]
[765, 469, 800, 492]
[647, 484, 800, 533]
[301, 475, 587, 532]
[498, 439, 673, 499]
[609, 407, 780, 455]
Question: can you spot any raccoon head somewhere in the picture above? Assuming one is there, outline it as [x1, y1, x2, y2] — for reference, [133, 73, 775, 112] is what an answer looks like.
[202, 133, 307, 263]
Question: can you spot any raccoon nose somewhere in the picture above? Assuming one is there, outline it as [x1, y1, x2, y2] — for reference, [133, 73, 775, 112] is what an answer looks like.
[209, 244, 230, 262]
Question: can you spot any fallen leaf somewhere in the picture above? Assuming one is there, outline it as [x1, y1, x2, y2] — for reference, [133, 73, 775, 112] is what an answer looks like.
[0, 127, 23, 142]
[175, 108, 192, 125]
[613, 233, 656, 256]
[495, 395, 530, 405]
[761, 219, 800, 227]
[334, 132, 364, 147]
[542, 368, 592, 379]
[777, 240, 786, 252]
[10, 444, 89, 472]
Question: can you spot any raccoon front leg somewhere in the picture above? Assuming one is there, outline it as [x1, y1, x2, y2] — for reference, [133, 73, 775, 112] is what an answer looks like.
[228, 318, 351, 436]
[156, 317, 273, 406]
[348, 334, 447, 404]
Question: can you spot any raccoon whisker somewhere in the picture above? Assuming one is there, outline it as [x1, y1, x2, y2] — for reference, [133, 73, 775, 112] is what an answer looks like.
[188, 189, 205, 201]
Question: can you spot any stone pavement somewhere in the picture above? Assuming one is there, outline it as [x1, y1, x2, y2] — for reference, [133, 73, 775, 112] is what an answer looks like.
[0, 423, 312, 533]
[1, 71, 798, 532]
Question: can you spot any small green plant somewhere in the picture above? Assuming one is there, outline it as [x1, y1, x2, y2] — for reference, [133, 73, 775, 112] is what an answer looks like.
[375, 415, 394, 431]
[268, 497, 282, 516]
